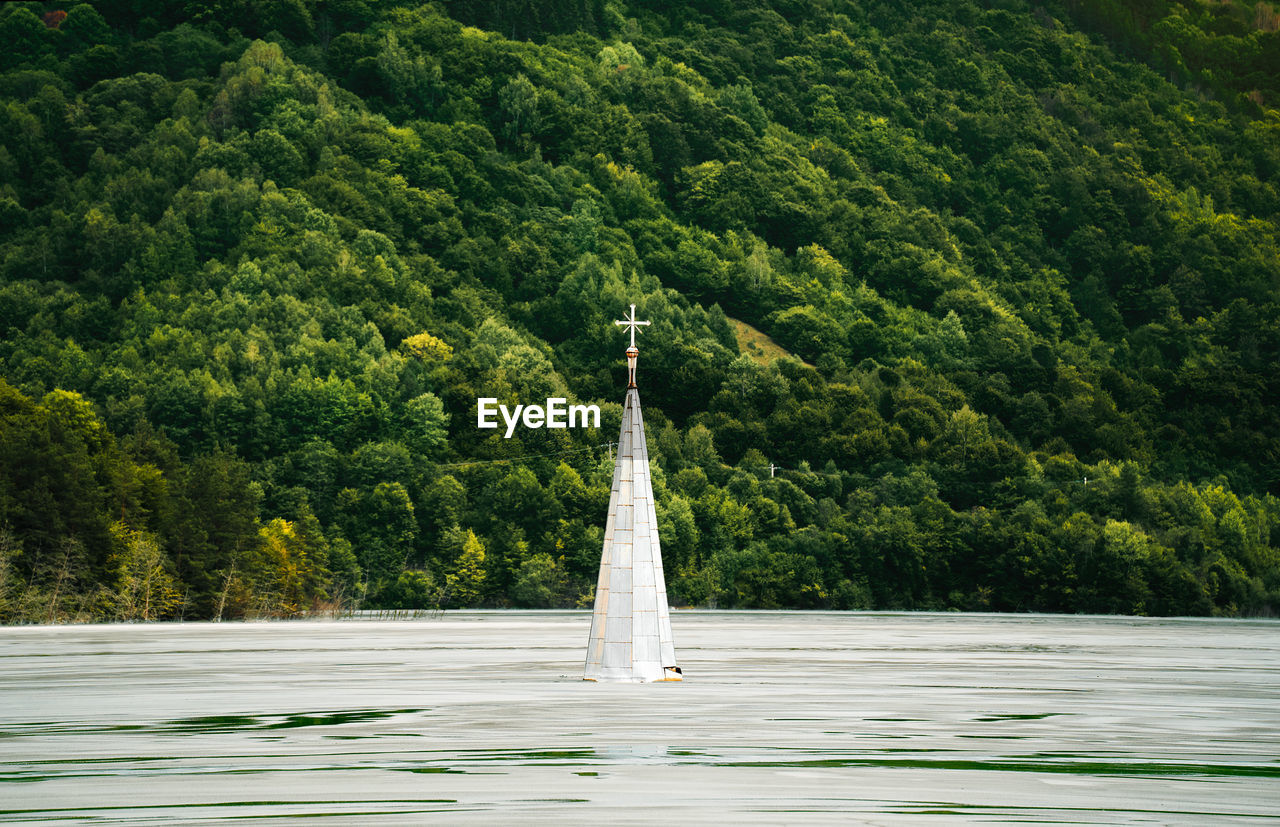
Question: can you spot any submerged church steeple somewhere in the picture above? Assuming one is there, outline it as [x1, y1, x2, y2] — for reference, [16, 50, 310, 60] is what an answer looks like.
[583, 305, 681, 682]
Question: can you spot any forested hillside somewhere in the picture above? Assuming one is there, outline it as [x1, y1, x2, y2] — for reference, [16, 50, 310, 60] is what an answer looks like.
[2, 0, 1279, 621]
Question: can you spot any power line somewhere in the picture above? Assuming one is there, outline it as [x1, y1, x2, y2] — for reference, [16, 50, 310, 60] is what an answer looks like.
[739, 463, 847, 480]
[440, 449, 1097, 489]
[438, 442, 617, 469]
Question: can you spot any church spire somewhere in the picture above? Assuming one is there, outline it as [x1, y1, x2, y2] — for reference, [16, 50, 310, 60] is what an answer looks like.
[584, 304, 680, 682]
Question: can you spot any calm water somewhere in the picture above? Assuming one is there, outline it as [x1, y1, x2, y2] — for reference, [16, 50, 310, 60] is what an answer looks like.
[1, 611, 1278, 824]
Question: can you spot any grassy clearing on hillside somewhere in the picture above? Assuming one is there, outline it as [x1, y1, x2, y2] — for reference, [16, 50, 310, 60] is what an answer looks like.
[730, 318, 808, 367]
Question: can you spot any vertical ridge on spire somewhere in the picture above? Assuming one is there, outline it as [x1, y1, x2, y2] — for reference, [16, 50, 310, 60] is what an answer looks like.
[584, 386, 680, 682]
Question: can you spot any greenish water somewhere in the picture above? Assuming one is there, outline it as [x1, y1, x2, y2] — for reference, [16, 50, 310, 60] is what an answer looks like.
[1, 611, 1278, 823]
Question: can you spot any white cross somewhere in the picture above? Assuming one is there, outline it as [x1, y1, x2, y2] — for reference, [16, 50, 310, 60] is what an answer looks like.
[614, 303, 650, 348]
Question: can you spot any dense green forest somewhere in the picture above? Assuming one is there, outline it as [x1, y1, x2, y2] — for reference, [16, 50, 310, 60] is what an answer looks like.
[2, 0, 1279, 622]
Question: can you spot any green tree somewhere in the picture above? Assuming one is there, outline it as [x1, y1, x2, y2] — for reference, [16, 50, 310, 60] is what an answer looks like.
[402, 393, 449, 456]
[512, 552, 566, 607]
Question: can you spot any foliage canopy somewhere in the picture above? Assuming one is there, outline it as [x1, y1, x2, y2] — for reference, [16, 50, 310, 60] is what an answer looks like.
[1, 0, 1279, 620]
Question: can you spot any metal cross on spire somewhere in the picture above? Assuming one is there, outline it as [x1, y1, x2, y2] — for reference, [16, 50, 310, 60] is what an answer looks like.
[614, 304, 650, 348]
[615, 304, 650, 388]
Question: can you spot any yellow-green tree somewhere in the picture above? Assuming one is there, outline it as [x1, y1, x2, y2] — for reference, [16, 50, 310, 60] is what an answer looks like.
[249, 518, 308, 617]
[446, 530, 487, 607]
[109, 524, 181, 621]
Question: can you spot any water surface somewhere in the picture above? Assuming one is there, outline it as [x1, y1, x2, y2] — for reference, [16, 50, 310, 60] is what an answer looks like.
[1, 611, 1278, 823]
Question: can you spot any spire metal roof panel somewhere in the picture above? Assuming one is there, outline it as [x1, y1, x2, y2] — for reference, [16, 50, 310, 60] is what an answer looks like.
[584, 310, 681, 682]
